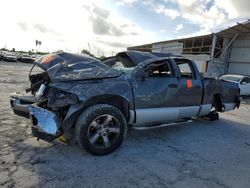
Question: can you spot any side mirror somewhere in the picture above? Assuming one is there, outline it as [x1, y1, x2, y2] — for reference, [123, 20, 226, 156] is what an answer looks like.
[241, 82, 247, 85]
[133, 68, 148, 81]
[137, 70, 146, 81]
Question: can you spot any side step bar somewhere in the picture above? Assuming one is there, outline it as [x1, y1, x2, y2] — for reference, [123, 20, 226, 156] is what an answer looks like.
[132, 119, 193, 130]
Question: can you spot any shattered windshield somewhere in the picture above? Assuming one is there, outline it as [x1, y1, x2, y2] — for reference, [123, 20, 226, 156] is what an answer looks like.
[112, 61, 134, 74]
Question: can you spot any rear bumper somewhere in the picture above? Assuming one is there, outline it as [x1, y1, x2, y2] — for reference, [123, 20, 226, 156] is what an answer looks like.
[222, 96, 241, 112]
[10, 96, 61, 142]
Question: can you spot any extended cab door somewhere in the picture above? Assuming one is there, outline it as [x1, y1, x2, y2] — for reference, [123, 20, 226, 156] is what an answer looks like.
[172, 58, 203, 118]
[132, 58, 179, 125]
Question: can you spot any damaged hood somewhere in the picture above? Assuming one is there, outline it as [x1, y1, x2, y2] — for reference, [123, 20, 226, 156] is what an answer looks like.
[34, 52, 121, 81]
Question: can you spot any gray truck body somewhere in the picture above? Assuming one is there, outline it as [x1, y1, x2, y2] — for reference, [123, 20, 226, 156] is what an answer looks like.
[10, 51, 240, 142]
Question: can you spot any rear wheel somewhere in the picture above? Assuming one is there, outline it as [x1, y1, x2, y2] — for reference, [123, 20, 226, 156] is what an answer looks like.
[203, 111, 219, 121]
[75, 104, 127, 156]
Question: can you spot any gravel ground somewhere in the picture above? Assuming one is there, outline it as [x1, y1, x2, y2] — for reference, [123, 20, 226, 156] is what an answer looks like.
[0, 61, 250, 188]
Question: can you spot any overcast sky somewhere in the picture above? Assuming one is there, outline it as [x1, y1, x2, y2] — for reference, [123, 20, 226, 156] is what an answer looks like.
[0, 0, 250, 56]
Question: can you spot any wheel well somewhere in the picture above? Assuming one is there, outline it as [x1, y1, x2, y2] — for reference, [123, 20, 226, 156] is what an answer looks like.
[213, 94, 223, 112]
[83, 95, 130, 121]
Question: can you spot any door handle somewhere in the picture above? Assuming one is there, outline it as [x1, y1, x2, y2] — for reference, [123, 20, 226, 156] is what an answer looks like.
[168, 84, 178, 88]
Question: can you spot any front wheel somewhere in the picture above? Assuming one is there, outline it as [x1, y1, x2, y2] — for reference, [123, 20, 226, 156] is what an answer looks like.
[75, 104, 127, 156]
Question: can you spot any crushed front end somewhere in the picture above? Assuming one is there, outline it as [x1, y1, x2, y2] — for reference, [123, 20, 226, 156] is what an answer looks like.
[10, 72, 64, 142]
[10, 52, 121, 142]
[10, 94, 63, 142]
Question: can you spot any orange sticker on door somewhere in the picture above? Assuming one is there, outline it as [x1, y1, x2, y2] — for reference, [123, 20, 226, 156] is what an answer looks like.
[187, 80, 192, 89]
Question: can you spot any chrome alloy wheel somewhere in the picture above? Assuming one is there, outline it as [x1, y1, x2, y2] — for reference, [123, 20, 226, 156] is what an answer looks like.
[87, 114, 121, 149]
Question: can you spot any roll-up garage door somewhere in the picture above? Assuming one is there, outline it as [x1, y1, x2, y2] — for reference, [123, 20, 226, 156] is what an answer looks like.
[228, 36, 250, 76]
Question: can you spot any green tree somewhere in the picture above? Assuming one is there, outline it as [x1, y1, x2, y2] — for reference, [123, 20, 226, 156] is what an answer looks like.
[99, 56, 107, 60]
[81, 49, 95, 57]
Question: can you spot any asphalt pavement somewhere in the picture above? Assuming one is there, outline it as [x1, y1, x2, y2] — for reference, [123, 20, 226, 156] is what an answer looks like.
[0, 61, 250, 188]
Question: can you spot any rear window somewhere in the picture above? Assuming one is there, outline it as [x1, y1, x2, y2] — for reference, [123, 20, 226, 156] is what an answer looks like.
[174, 58, 195, 79]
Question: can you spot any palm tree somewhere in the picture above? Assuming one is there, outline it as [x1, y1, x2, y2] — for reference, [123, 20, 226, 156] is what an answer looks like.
[38, 41, 42, 52]
[35, 40, 39, 52]
[35, 40, 42, 52]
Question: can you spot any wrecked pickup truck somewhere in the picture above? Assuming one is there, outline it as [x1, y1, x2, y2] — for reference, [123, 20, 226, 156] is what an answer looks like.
[10, 51, 241, 155]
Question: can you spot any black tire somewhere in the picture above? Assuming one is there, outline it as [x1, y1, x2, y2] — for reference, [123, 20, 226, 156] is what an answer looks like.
[202, 111, 219, 121]
[75, 104, 127, 156]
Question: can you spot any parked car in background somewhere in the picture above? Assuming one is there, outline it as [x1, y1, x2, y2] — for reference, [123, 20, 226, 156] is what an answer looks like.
[0, 51, 3, 61]
[16, 53, 22, 61]
[31, 54, 41, 61]
[20, 54, 33, 63]
[3, 52, 17, 62]
[219, 74, 250, 96]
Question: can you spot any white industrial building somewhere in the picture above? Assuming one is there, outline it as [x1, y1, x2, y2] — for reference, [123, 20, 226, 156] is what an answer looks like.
[127, 20, 250, 76]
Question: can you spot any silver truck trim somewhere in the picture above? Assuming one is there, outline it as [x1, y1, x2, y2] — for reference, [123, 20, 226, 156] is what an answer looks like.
[129, 103, 236, 125]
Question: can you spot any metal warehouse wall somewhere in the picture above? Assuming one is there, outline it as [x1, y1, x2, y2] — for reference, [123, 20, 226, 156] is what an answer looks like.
[152, 41, 183, 55]
[228, 35, 250, 76]
[152, 41, 209, 72]
[182, 54, 210, 72]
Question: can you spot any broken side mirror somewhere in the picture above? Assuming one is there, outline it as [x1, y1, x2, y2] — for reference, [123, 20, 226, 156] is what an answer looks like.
[136, 68, 149, 81]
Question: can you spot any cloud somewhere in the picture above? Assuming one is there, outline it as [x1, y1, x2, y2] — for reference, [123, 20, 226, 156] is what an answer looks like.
[86, 4, 126, 36]
[174, 0, 227, 33]
[0, 0, 157, 56]
[79, 3, 157, 56]
[175, 24, 183, 32]
[130, 32, 140, 35]
[82, 5, 90, 11]
[86, 4, 144, 37]
[116, 0, 156, 7]
[96, 39, 132, 48]
[116, 0, 138, 6]
[145, 0, 229, 35]
[214, 0, 250, 18]
[93, 5, 110, 18]
[17, 22, 28, 31]
[32, 24, 61, 36]
[90, 16, 125, 36]
[152, 0, 250, 35]
[220, 0, 250, 17]
[154, 4, 180, 19]
[120, 24, 130, 28]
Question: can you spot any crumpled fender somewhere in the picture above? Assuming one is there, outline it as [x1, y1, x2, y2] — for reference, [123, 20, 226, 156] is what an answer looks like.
[29, 106, 59, 135]
[61, 103, 85, 130]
